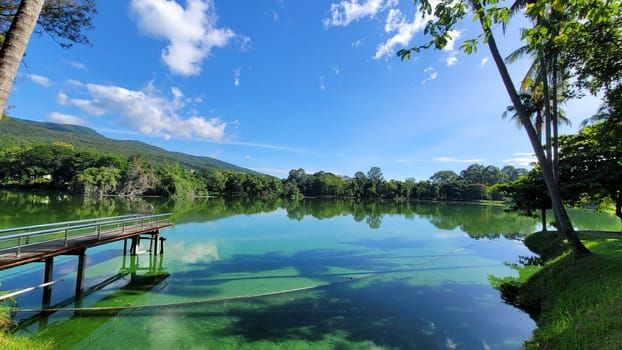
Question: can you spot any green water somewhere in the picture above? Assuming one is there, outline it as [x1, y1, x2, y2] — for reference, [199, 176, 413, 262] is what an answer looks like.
[1, 192, 619, 349]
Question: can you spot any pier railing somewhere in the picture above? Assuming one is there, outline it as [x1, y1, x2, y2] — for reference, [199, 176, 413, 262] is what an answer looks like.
[0, 213, 172, 257]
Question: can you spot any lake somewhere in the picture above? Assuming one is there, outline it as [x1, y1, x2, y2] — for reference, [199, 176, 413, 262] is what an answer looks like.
[1, 192, 619, 349]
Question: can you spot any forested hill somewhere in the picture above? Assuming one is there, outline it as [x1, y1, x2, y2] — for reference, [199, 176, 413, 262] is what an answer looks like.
[0, 117, 256, 173]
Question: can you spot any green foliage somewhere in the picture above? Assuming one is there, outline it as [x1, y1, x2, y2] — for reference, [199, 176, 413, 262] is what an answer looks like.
[559, 119, 622, 227]
[0, 117, 527, 201]
[0, 0, 96, 49]
[503, 233, 622, 349]
[501, 168, 551, 218]
[0, 117, 255, 173]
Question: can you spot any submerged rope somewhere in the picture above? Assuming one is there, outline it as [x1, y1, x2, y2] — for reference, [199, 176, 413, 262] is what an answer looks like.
[11, 245, 480, 314]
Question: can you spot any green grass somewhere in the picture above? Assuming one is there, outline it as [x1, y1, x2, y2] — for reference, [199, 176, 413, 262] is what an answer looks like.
[506, 231, 622, 349]
[0, 332, 52, 350]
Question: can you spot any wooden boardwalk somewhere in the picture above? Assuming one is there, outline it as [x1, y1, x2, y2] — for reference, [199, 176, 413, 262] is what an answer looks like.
[0, 213, 172, 302]
[0, 213, 172, 309]
[0, 219, 171, 270]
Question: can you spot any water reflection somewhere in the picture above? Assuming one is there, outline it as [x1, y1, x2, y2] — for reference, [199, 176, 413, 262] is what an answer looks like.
[165, 240, 220, 264]
[3, 191, 618, 240]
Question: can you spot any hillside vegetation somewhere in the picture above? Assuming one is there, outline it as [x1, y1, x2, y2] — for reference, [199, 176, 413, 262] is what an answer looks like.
[0, 117, 253, 173]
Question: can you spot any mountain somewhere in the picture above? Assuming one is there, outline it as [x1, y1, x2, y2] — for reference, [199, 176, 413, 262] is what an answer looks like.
[0, 117, 256, 173]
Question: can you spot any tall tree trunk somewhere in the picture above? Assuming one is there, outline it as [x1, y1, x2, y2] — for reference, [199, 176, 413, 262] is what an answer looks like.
[616, 194, 621, 232]
[552, 58, 560, 185]
[535, 110, 543, 142]
[540, 52, 554, 182]
[472, 0, 590, 256]
[541, 207, 547, 232]
[0, 0, 45, 117]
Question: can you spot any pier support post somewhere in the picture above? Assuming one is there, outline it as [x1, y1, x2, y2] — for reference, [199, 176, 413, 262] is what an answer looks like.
[130, 236, 138, 256]
[154, 232, 160, 256]
[75, 248, 87, 299]
[42, 257, 54, 309]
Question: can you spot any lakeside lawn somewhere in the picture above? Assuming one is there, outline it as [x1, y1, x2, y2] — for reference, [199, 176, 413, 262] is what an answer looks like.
[501, 230, 622, 349]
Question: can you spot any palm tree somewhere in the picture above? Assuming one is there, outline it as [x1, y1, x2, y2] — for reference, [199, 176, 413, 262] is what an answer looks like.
[469, 0, 590, 255]
[502, 89, 572, 145]
[0, 0, 45, 117]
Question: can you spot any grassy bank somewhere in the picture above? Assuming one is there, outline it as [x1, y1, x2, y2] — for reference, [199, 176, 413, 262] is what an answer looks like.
[502, 231, 622, 349]
[0, 332, 51, 350]
[1, 305, 52, 350]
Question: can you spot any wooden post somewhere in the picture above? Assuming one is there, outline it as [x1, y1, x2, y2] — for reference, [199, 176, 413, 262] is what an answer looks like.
[130, 236, 138, 255]
[153, 232, 160, 256]
[123, 238, 128, 256]
[75, 248, 87, 299]
[161, 237, 166, 255]
[42, 257, 53, 309]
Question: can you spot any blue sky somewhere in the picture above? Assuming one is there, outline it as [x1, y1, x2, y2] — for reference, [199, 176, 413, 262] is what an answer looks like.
[8, 0, 601, 181]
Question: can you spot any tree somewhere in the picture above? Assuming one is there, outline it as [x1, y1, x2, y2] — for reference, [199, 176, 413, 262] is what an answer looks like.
[502, 165, 526, 182]
[398, 0, 593, 255]
[0, 0, 96, 115]
[76, 166, 121, 197]
[559, 119, 622, 230]
[500, 168, 551, 232]
[366, 166, 385, 197]
[460, 164, 485, 184]
[0, 0, 44, 115]
[430, 170, 460, 184]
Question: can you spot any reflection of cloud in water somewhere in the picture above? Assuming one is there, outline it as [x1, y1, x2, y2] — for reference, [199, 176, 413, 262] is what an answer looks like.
[144, 308, 188, 349]
[166, 240, 220, 264]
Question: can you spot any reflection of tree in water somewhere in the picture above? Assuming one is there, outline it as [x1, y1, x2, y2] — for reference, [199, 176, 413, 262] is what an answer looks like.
[414, 202, 537, 239]
[169, 196, 282, 224]
[1, 192, 538, 237]
[279, 199, 537, 236]
[0, 191, 161, 227]
[171, 197, 537, 235]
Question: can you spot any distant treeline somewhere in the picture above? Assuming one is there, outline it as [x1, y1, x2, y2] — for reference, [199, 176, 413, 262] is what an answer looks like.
[0, 142, 525, 202]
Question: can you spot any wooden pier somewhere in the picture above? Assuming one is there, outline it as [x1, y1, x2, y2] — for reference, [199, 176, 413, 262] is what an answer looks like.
[0, 213, 172, 306]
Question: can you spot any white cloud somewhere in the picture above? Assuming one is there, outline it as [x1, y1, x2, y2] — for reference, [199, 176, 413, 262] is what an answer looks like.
[503, 157, 536, 167]
[324, 0, 397, 28]
[352, 38, 364, 48]
[233, 67, 241, 87]
[65, 82, 226, 141]
[65, 79, 83, 87]
[503, 152, 536, 167]
[384, 8, 403, 32]
[443, 29, 461, 51]
[27, 74, 52, 87]
[48, 112, 87, 126]
[434, 156, 485, 163]
[130, 0, 237, 76]
[374, 9, 428, 60]
[331, 65, 340, 75]
[320, 76, 326, 91]
[444, 30, 461, 66]
[170, 86, 183, 100]
[480, 57, 489, 68]
[65, 60, 87, 70]
[446, 54, 458, 66]
[273, 11, 279, 21]
[422, 67, 438, 84]
[56, 91, 68, 105]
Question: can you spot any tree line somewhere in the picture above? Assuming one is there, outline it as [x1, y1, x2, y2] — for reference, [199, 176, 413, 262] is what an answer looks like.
[1, 117, 619, 230]
[0, 141, 528, 202]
